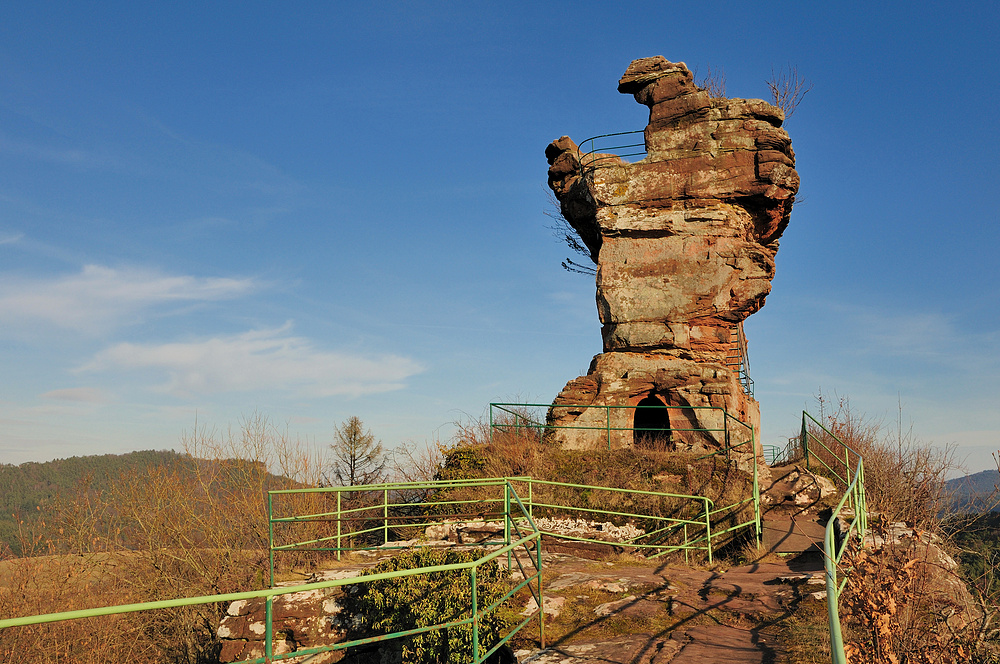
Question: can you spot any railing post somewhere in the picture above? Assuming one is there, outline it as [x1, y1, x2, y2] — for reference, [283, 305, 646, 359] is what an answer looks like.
[606, 404, 611, 450]
[265, 596, 273, 663]
[683, 523, 689, 564]
[753, 433, 761, 546]
[725, 412, 731, 461]
[704, 498, 713, 564]
[537, 532, 545, 649]
[471, 566, 480, 664]
[268, 492, 275, 587]
[383, 488, 389, 545]
[859, 462, 868, 536]
[844, 448, 851, 500]
[826, 526, 847, 664]
[505, 482, 512, 572]
[801, 412, 810, 471]
[489, 404, 494, 445]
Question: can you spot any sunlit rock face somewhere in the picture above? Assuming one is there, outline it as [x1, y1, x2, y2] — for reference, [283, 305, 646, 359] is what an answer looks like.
[545, 56, 798, 461]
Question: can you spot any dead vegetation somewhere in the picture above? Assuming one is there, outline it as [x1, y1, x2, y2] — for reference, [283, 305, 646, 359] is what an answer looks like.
[799, 394, 1000, 664]
[808, 393, 958, 528]
[0, 412, 329, 664]
[696, 64, 727, 98]
[765, 65, 812, 119]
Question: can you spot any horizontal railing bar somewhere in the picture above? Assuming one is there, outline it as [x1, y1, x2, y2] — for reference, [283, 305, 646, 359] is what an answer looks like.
[272, 510, 506, 525]
[269, 477, 528, 496]
[1, 533, 540, 629]
[537, 530, 702, 551]
[516, 478, 712, 504]
[527, 501, 700, 526]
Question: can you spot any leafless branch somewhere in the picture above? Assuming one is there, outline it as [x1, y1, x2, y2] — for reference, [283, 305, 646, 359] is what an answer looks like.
[765, 65, 813, 119]
[696, 64, 727, 98]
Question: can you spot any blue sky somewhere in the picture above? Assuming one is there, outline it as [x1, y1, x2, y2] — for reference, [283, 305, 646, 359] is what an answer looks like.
[1, 2, 998, 472]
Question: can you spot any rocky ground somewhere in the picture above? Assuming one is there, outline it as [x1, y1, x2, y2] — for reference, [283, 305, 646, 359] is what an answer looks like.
[510, 464, 835, 664]
[511, 549, 825, 664]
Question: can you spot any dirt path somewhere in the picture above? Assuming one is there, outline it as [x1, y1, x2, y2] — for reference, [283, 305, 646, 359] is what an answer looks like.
[513, 548, 823, 664]
[515, 465, 834, 663]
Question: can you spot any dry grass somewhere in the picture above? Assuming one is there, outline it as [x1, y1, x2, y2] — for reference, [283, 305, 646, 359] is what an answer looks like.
[435, 413, 758, 557]
[0, 412, 332, 664]
[839, 517, 985, 664]
[775, 600, 831, 664]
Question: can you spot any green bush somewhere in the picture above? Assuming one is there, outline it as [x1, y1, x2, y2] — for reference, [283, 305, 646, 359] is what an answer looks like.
[343, 548, 518, 663]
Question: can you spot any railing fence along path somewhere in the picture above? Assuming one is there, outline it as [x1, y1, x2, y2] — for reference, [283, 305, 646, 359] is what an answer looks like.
[777, 411, 868, 664]
[4, 408, 866, 663]
[489, 401, 762, 551]
[1, 479, 544, 664]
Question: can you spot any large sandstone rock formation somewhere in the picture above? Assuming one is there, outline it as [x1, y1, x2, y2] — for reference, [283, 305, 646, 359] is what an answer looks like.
[545, 56, 798, 461]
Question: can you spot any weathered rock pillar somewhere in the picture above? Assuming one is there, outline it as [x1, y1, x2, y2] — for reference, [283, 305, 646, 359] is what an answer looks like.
[545, 56, 798, 468]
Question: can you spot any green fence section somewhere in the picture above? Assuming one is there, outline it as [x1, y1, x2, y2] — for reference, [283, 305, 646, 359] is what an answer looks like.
[763, 437, 804, 466]
[0, 478, 545, 664]
[490, 402, 755, 458]
[510, 478, 718, 563]
[269, 477, 531, 561]
[271, 474, 755, 569]
[795, 411, 868, 664]
[267, 477, 545, 663]
[488, 402, 762, 554]
[726, 321, 754, 398]
[576, 130, 647, 171]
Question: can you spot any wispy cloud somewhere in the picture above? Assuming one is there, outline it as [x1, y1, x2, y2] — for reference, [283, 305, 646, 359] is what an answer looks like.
[40, 387, 109, 403]
[0, 264, 256, 334]
[848, 308, 957, 359]
[0, 134, 124, 170]
[0, 232, 23, 245]
[79, 324, 424, 398]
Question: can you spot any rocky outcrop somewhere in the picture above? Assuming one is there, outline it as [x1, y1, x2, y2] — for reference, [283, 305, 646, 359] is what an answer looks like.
[545, 56, 798, 462]
[218, 586, 345, 663]
[763, 465, 838, 508]
[217, 570, 350, 664]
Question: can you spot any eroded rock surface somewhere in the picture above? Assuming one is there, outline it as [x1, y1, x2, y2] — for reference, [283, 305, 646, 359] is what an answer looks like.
[545, 56, 798, 461]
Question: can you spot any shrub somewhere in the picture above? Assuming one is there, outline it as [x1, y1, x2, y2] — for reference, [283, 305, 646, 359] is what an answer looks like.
[841, 518, 983, 664]
[342, 549, 518, 663]
[811, 394, 958, 528]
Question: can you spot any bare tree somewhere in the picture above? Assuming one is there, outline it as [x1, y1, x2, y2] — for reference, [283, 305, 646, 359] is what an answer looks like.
[696, 64, 727, 98]
[544, 189, 597, 276]
[328, 416, 387, 487]
[765, 65, 813, 119]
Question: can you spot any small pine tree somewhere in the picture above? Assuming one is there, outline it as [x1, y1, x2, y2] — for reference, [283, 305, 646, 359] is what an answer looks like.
[328, 416, 387, 487]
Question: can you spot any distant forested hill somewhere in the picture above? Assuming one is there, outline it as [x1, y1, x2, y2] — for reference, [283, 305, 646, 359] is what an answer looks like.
[946, 469, 1000, 512]
[0, 450, 190, 555]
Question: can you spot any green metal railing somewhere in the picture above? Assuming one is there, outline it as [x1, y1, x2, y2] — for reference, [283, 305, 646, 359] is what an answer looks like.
[725, 321, 754, 398]
[2, 412, 778, 662]
[272, 475, 751, 568]
[490, 402, 754, 454]
[266, 478, 544, 663]
[0, 479, 544, 664]
[763, 437, 804, 466]
[797, 411, 868, 664]
[577, 130, 647, 171]
[489, 402, 762, 551]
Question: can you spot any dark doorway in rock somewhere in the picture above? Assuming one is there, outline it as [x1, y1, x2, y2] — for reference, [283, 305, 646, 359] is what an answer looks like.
[634, 395, 671, 449]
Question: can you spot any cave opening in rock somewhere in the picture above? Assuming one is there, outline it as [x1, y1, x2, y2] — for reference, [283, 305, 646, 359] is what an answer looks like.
[633, 395, 672, 449]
